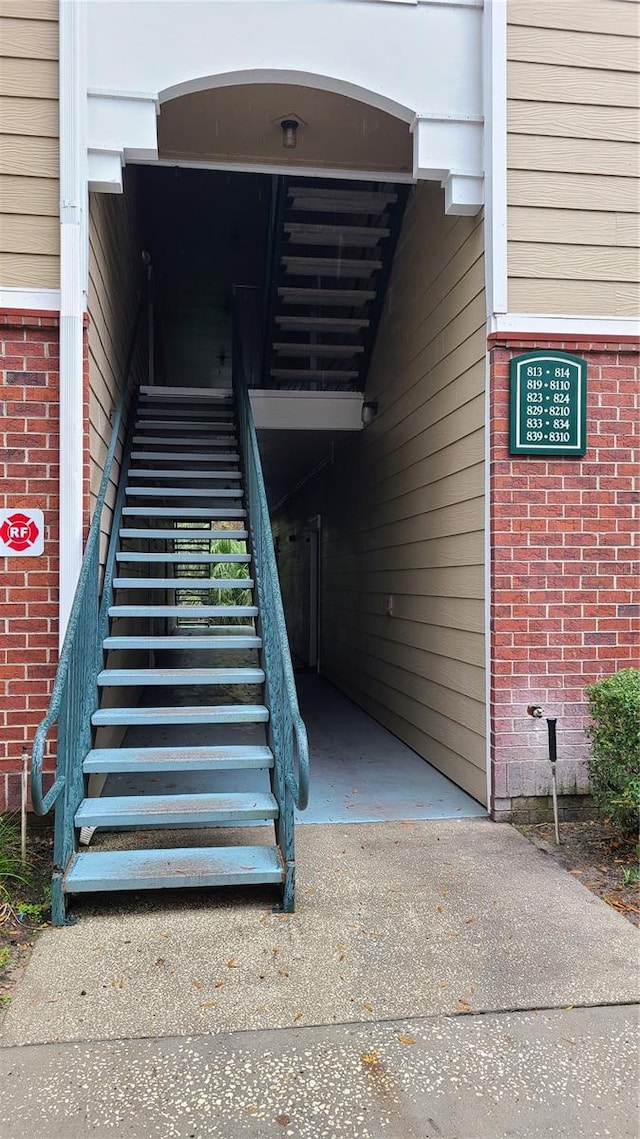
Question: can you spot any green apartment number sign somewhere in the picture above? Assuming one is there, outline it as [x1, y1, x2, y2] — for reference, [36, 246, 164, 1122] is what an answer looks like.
[509, 351, 587, 456]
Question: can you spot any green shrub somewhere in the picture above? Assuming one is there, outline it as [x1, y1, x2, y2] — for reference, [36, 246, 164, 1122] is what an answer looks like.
[586, 668, 640, 837]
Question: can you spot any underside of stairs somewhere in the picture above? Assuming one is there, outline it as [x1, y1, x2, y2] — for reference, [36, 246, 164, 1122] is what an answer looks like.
[51, 383, 306, 918]
[263, 177, 409, 390]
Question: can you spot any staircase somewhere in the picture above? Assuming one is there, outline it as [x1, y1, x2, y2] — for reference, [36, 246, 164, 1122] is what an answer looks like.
[32, 378, 309, 923]
[264, 178, 408, 390]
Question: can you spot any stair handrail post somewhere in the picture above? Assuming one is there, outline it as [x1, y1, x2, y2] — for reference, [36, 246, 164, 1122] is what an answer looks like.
[30, 295, 145, 918]
[232, 287, 310, 844]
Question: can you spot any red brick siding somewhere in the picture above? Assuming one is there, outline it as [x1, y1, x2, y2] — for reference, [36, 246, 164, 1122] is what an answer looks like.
[1, 312, 61, 811]
[489, 338, 640, 816]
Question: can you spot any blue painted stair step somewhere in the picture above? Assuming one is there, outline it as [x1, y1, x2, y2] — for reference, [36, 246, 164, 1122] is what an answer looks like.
[91, 705, 269, 727]
[83, 745, 274, 773]
[112, 578, 252, 590]
[74, 791, 279, 828]
[97, 667, 265, 687]
[103, 635, 262, 650]
[119, 528, 249, 540]
[108, 604, 258, 618]
[64, 845, 284, 893]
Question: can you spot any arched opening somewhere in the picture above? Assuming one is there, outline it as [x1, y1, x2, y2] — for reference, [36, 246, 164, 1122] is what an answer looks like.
[87, 67, 488, 828]
[157, 82, 413, 179]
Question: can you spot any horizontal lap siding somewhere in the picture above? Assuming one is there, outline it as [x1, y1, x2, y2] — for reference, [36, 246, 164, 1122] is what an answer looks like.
[274, 182, 487, 803]
[0, 3, 59, 288]
[507, 0, 640, 317]
[88, 178, 143, 554]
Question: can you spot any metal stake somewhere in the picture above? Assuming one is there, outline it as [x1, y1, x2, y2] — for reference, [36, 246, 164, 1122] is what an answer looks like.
[21, 747, 28, 865]
[546, 718, 561, 845]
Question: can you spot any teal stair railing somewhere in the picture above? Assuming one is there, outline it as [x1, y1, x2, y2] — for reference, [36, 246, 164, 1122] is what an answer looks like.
[31, 304, 143, 925]
[233, 286, 310, 910]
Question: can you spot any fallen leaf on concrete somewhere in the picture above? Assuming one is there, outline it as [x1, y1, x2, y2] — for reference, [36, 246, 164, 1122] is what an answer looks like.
[569, 869, 583, 876]
[363, 1002, 373, 1012]
[200, 1001, 217, 1010]
[435, 905, 444, 913]
[276, 1115, 291, 1127]
[192, 980, 203, 989]
[214, 980, 225, 989]
[440, 981, 450, 989]
[278, 969, 289, 978]
[273, 946, 280, 956]
[361, 1051, 381, 1065]
[227, 959, 239, 968]
[292, 1011, 303, 1023]
[154, 958, 165, 967]
[397, 1034, 416, 1045]
[455, 999, 471, 1013]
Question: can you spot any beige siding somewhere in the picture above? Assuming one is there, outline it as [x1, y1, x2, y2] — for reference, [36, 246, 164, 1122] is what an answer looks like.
[274, 182, 487, 803]
[88, 174, 143, 545]
[0, 3, 59, 288]
[507, 0, 640, 316]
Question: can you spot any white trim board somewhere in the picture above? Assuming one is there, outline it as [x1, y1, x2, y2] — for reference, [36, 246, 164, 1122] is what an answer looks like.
[483, 0, 507, 318]
[0, 288, 61, 312]
[489, 314, 640, 338]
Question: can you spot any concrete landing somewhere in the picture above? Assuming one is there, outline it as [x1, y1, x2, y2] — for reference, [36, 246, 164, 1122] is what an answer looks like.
[2, 819, 638, 1048]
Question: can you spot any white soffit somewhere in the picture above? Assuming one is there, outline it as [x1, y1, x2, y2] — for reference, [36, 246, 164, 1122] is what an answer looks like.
[250, 389, 364, 432]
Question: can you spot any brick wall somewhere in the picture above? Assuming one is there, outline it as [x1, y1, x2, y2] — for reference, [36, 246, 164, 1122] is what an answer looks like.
[0, 312, 62, 813]
[489, 336, 640, 821]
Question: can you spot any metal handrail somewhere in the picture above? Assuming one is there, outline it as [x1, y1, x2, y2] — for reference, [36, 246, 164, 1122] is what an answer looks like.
[31, 299, 144, 820]
[232, 287, 310, 814]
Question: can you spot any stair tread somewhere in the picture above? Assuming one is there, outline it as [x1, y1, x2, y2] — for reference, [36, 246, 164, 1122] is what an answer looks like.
[124, 488, 244, 498]
[97, 667, 265, 686]
[119, 529, 249, 541]
[276, 316, 369, 330]
[122, 508, 247, 518]
[135, 420, 235, 430]
[75, 791, 278, 826]
[284, 222, 389, 246]
[83, 744, 274, 772]
[64, 845, 283, 892]
[128, 470, 241, 479]
[132, 436, 237, 446]
[138, 406, 234, 417]
[91, 705, 269, 725]
[113, 577, 252, 589]
[139, 386, 233, 401]
[109, 604, 258, 617]
[282, 256, 381, 275]
[278, 287, 375, 303]
[115, 553, 250, 563]
[130, 448, 239, 457]
[273, 342, 364, 357]
[103, 635, 261, 650]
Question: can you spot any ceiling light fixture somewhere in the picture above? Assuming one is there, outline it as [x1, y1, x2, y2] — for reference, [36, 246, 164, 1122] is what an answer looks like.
[281, 119, 299, 149]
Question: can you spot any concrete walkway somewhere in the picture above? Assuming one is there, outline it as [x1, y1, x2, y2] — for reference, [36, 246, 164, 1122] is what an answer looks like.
[1, 818, 638, 1135]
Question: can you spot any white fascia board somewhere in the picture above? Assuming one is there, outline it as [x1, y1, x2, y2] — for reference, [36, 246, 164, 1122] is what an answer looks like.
[132, 156, 415, 184]
[489, 313, 640, 338]
[0, 287, 61, 311]
[250, 389, 364, 432]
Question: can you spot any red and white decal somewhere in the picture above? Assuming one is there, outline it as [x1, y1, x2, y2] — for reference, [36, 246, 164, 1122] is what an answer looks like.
[0, 509, 45, 557]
